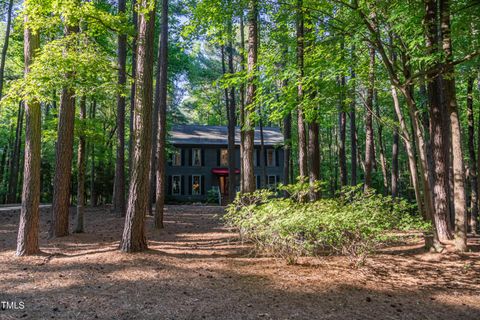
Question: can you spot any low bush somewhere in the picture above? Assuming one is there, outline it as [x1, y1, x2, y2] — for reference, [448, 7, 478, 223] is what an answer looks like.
[224, 184, 430, 265]
[207, 188, 220, 204]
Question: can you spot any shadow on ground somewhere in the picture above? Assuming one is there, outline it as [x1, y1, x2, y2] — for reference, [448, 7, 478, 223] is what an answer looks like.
[0, 205, 479, 319]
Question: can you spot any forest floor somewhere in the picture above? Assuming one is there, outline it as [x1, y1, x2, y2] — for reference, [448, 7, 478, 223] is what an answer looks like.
[0, 205, 480, 320]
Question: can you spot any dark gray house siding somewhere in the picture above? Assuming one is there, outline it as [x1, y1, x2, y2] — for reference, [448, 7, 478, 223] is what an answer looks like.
[165, 125, 284, 203]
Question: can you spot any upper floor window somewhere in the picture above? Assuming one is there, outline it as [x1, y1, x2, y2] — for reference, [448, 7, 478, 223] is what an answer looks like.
[220, 149, 228, 166]
[192, 148, 202, 166]
[267, 149, 275, 167]
[172, 149, 181, 166]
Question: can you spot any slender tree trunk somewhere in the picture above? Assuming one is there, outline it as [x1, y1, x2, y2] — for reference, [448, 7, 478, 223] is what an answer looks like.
[445, 96, 454, 230]
[221, 45, 229, 120]
[16, 17, 41, 256]
[75, 97, 87, 233]
[3, 124, 13, 203]
[7, 103, 24, 203]
[389, 38, 399, 200]
[0, 147, 7, 191]
[364, 45, 375, 191]
[375, 92, 389, 193]
[239, 13, 246, 192]
[90, 101, 97, 206]
[308, 120, 320, 200]
[401, 86, 436, 220]
[350, 52, 357, 186]
[149, 109, 158, 217]
[467, 77, 478, 234]
[306, 17, 320, 200]
[296, 0, 307, 181]
[50, 23, 79, 238]
[339, 75, 347, 187]
[148, 26, 163, 218]
[259, 112, 266, 187]
[355, 128, 366, 173]
[113, 0, 127, 216]
[476, 73, 480, 234]
[129, 0, 138, 176]
[227, 31, 237, 202]
[221, 43, 237, 196]
[329, 125, 336, 194]
[120, 0, 156, 252]
[242, 0, 257, 193]
[440, 0, 467, 251]
[283, 110, 291, 192]
[154, 0, 168, 229]
[0, 0, 14, 100]
[391, 112, 399, 198]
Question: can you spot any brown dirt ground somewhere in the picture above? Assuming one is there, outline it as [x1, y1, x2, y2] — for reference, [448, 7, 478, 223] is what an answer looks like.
[0, 205, 479, 320]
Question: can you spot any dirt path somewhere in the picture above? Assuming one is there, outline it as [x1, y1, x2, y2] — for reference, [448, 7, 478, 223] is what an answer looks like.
[1, 205, 479, 320]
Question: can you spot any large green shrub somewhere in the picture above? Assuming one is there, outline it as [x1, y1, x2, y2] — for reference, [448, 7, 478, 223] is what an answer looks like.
[225, 184, 430, 265]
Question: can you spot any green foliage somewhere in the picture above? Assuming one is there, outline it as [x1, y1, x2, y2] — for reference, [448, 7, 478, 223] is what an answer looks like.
[225, 184, 430, 265]
[206, 187, 220, 204]
[4, 33, 118, 105]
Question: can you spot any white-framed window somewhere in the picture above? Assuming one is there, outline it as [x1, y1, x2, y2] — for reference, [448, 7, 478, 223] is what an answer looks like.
[192, 148, 202, 166]
[267, 149, 275, 167]
[172, 175, 181, 195]
[172, 149, 181, 166]
[192, 175, 201, 195]
[220, 149, 228, 166]
[267, 175, 277, 190]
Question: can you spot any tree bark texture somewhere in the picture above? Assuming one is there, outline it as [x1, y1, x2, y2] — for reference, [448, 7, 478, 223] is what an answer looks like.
[50, 23, 79, 238]
[154, 0, 168, 229]
[296, 0, 307, 180]
[466, 77, 478, 234]
[242, 0, 257, 194]
[440, 0, 467, 251]
[16, 18, 41, 256]
[120, 0, 156, 252]
[339, 75, 347, 187]
[424, 0, 452, 242]
[364, 45, 375, 191]
[113, 0, 127, 217]
[75, 96, 87, 233]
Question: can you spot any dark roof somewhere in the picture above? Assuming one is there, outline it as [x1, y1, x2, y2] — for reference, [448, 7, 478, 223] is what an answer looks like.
[170, 124, 284, 146]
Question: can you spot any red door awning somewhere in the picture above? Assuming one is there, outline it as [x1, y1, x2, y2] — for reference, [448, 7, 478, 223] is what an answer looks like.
[211, 168, 240, 175]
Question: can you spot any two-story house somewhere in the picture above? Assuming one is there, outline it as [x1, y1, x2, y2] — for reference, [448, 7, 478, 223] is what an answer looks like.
[165, 124, 284, 203]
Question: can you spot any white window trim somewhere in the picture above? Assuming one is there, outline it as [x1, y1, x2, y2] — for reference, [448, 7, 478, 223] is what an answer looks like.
[267, 175, 277, 190]
[192, 148, 202, 166]
[172, 149, 181, 166]
[172, 175, 181, 195]
[267, 149, 276, 167]
[192, 175, 201, 195]
[220, 148, 228, 166]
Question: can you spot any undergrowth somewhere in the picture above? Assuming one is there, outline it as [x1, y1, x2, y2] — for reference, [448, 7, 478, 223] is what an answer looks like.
[225, 184, 431, 266]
